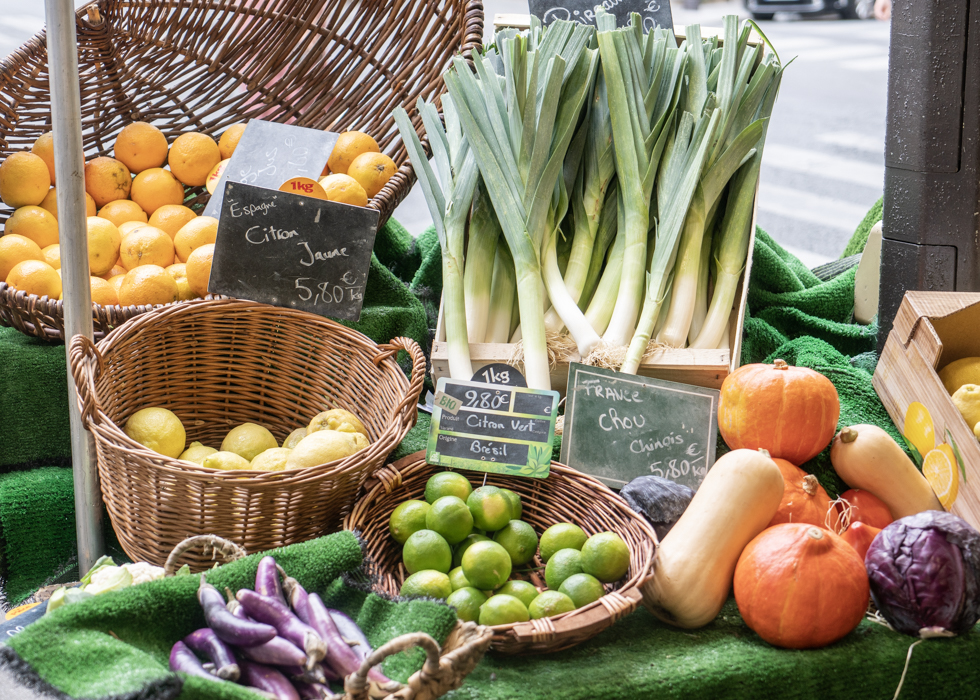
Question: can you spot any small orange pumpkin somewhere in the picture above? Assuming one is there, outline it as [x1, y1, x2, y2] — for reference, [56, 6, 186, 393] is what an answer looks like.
[734, 523, 869, 649]
[835, 488, 894, 530]
[768, 459, 834, 528]
[718, 359, 840, 465]
[840, 521, 881, 561]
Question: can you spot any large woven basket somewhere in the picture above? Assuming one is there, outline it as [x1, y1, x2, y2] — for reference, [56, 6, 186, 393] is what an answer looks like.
[0, 0, 483, 340]
[67, 298, 426, 569]
[345, 452, 658, 655]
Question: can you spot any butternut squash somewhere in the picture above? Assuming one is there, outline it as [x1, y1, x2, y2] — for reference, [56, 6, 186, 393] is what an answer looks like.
[830, 424, 944, 518]
[641, 449, 784, 629]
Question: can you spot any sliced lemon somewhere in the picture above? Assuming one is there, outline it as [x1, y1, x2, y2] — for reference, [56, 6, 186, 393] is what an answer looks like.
[903, 401, 936, 458]
[922, 444, 958, 510]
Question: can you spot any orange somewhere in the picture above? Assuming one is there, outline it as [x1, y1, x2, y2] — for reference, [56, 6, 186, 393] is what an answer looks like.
[5, 206, 59, 248]
[218, 123, 247, 160]
[40, 187, 98, 219]
[148, 204, 197, 239]
[108, 274, 126, 294]
[32, 132, 56, 184]
[113, 122, 169, 174]
[85, 157, 132, 208]
[6, 259, 61, 299]
[168, 132, 221, 187]
[327, 131, 380, 175]
[118, 221, 147, 236]
[98, 199, 147, 228]
[318, 174, 368, 207]
[120, 226, 175, 269]
[103, 264, 127, 280]
[174, 216, 218, 262]
[89, 276, 119, 306]
[86, 217, 122, 277]
[165, 262, 198, 301]
[185, 243, 214, 298]
[130, 168, 184, 215]
[347, 152, 396, 199]
[117, 264, 178, 306]
[0, 152, 51, 207]
[0, 235, 44, 281]
[41, 244, 61, 270]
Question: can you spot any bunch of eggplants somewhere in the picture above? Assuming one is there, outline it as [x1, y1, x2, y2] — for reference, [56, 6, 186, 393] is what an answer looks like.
[169, 556, 400, 699]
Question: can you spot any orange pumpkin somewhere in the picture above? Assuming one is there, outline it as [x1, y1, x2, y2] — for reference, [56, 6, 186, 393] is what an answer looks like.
[718, 359, 840, 465]
[835, 488, 894, 530]
[768, 459, 834, 528]
[840, 521, 881, 561]
[734, 523, 869, 649]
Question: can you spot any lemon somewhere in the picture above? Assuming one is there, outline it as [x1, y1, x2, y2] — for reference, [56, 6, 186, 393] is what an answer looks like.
[251, 447, 292, 471]
[203, 451, 252, 471]
[390, 500, 430, 545]
[479, 594, 529, 626]
[307, 408, 369, 439]
[402, 530, 452, 574]
[493, 520, 538, 566]
[952, 385, 980, 430]
[903, 402, 936, 458]
[975, 422, 980, 441]
[221, 423, 278, 461]
[558, 573, 605, 608]
[449, 566, 473, 591]
[539, 523, 588, 563]
[461, 540, 512, 590]
[938, 357, 980, 395]
[467, 486, 511, 532]
[922, 445, 959, 510]
[285, 430, 368, 470]
[545, 549, 583, 590]
[528, 590, 575, 619]
[425, 472, 473, 504]
[283, 427, 307, 450]
[580, 532, 631, 583]
[452, 533, 491, 568]
[179, 441, 216, 465]
[124, 407, 186, 458]
[426, 496, 474, 545]
[496, 580, 539, 609]
[446, 587, 487, 622]
[400, 570, 452, 600]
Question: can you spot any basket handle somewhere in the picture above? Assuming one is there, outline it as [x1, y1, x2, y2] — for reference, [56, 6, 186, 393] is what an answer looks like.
[508, 587, 643, 645]
[343, 632, 440, 700]
[163, 535, 249, 576]
[373, 337, 426, 429]
[68, 334, 105, 428]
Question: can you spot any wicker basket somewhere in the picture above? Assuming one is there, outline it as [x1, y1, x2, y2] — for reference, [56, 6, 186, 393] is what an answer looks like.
[0, 0, 483, 340]
[345, 452, 658, 655]
[67, 298, 425, 569]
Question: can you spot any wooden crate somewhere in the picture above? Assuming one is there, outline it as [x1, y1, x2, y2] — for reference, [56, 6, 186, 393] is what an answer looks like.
[873, 291, 980, 530]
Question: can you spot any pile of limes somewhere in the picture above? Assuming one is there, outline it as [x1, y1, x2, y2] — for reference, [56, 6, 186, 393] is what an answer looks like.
[391, 471, 632, 626]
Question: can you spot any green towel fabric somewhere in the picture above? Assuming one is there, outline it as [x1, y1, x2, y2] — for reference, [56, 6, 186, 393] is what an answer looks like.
[2, 531, 458, 699]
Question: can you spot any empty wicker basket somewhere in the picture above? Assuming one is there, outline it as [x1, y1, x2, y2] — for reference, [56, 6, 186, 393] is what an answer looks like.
[68, 298, 425, 569]
[0, 0, 483, 340]
[345, 452, 658, 655]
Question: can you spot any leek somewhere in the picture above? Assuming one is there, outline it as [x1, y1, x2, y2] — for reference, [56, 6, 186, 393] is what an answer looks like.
[583, 185, 626, 336]
[579, 179, 619, 310]
[486, 244, 516, 343]
[463, 181, 500, 342]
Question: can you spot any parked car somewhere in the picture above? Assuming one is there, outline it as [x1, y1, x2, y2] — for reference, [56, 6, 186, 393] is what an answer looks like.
[744, 0, 875, 20]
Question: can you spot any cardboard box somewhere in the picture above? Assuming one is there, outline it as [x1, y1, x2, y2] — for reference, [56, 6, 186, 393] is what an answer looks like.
[874, 291, 980, 530]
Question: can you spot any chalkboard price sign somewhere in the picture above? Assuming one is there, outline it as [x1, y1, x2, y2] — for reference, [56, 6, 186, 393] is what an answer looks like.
[528, 0, 673, 31]
[560, 363, 718, 490]
[209, 181, 379, 321]
[427, 378, 560, 478]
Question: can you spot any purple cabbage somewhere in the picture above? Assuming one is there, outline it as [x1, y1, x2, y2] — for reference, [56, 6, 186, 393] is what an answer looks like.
[865, 510, 980, 637]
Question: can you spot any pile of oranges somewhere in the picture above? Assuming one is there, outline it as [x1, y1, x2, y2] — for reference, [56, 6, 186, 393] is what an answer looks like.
[319, 131, 396, 206]
[0, 122, 245, 307]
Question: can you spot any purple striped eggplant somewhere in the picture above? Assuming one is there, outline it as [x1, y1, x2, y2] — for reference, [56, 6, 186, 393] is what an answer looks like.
[238, 635, 308, 668]
[255, 556, 287, 605]
[326, 608, 372, 662]
[237, 588, 326, 667]
[199, 576, 277, 646]
[287, 579, 310, 624]
[169, 641, 218, 681]
[282, 664, 329, 685]
[239, 659, 301, 700]
[183, 628, 240, 681]
[293, 679, 333, 699]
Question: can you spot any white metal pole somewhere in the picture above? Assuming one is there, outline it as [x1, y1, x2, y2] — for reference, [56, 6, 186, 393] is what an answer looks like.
[45, 0, 105, 574]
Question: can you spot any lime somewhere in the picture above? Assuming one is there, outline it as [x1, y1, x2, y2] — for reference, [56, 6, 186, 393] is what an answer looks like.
[389, 500, 430, 545]
[400, 570, 452, 599]
[493, 520, 538, 566]
[453, 533, 491, 568]
[558, 573, 605, 608]
[478, 594, 530, 626]
[425, 496, 474, 545]
[221, 422, 279, 461]
[446, 587, 487, 622]
[528, 590, 576, 619]
[425, 472, 473, 504]
[449, 566, 472, 591]
[124, 407, 186, 458]
[467, 485, 511, 532]
[580, 532, 630, 583]
[496, 580, 539, 609]
[544, 548, 583, 590]
[461, 540, 512, 590]
[402, 530, 452, 574]
[500, 488, 522, 520]
[539, 522, 588, 562]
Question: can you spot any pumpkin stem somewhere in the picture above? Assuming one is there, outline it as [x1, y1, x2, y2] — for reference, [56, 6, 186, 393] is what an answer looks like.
[757, 448, 771, 458]
[806, 527, 824, 540]
[773, 359, 789, 370]
[802, 474, 819, 496]
[839, 427, 858, 444]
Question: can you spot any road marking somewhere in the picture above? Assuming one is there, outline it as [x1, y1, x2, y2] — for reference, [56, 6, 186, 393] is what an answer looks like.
[763, 144, 885, 188]
[816, 131, 883, 155]
[839, 56, 890, 72]
[758, 182, 874, 232]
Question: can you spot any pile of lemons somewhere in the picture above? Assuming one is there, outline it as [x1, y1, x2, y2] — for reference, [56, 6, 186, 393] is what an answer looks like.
[123, 406, 370, 471]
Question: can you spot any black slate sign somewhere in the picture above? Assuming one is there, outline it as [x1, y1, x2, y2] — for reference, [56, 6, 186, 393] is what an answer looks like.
[560, 363, 718, 490]
[209, 181, 379, 321]
[529, 0, 673, 31]
[204, 119, 337, 218]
